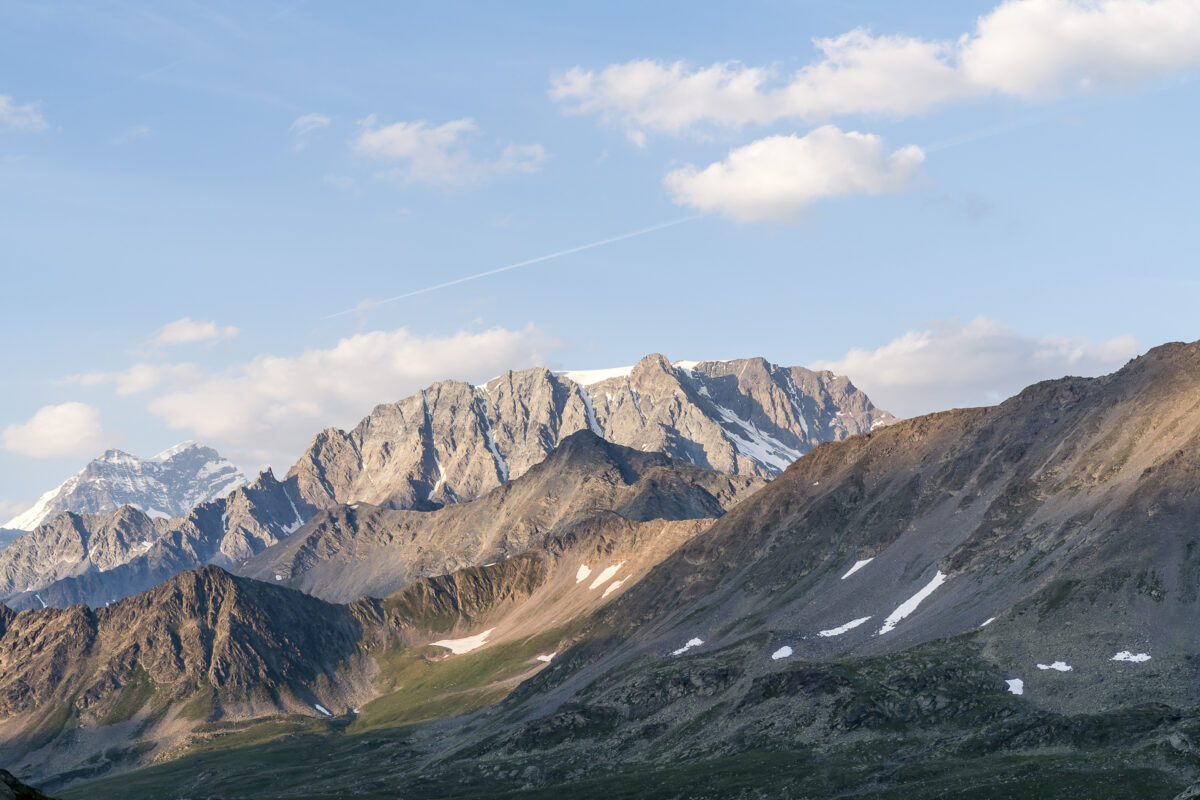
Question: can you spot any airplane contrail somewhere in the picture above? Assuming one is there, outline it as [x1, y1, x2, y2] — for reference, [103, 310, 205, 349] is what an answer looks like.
[923, 116, 1045, 153]
[324, 214, 703, 320]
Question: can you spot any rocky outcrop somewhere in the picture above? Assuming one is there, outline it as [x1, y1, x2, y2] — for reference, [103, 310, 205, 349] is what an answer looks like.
[286, 354, 892, 511]
[4, 442, 245, 531]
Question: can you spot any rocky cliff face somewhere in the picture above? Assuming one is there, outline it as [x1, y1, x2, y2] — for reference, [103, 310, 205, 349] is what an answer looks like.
[3, 443, 246, 531]
[238, 430, 763, 603]
[0, 470, 314, 610]
[286, 353, 892, 512]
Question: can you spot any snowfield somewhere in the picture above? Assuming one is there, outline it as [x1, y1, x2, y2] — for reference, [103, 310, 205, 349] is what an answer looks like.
[432, 628, 495, 655]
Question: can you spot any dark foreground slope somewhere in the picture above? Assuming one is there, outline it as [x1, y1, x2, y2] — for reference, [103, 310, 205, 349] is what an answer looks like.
[52, 340, 1200, 799]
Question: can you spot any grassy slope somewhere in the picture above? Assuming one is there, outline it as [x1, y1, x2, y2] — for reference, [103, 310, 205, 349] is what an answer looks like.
[61, 634, 1196, 800]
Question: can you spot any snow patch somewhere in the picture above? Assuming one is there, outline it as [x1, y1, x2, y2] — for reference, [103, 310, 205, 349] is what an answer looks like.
[34, 593, 47, 609]
[840, 558, 873, 580]
[671, 637, 704, 656]
[588, 562, 625, 590]
[1036, 661, 1073, 672]
[1111, 651, 1151, 662]
[575, 564, 592, 584]
[710, 402, 801, 473]
[476, 396, 510, 482]
[432, 628, 495, 655]
[274, 574, 283, 581]
[1005, 678, 1024, 695]
[980, 617, 996, 627]
[536, 653, 556, 663]
[602, 578, 627, 598]
[877, 571, 947, 635]
[150, 440, 199, 461]
[818, 616, 872, 637]
[771, 646, 793, 660]
[577, 385, 605, 437]
[314, 703, 332, 716]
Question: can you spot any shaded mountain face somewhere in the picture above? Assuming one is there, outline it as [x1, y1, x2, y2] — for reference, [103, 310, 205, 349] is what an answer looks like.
[48, 341, 1200, 800]
[0, 470, 314, 611]
[3, 443, 246, 531]
[586, 342, 1200, 688]
[238, 430, 764, 602]
[286, 353, 891, 512]
[0, 769, 56, 800]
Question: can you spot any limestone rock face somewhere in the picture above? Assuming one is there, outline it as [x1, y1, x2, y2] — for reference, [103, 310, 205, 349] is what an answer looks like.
[287, 354, 893, 512]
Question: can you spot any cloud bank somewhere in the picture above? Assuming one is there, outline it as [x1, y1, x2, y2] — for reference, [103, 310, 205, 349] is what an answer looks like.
[814, 317, 1140, 417]
[91, 325, 556, 469]
[2, 402, 107, 459]
[552, 0, 1200, 139]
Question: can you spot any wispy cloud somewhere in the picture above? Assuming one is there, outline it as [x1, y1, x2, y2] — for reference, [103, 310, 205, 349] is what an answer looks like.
[150, 317, 239, 347]
[552, 0, 1200, 140]
[353, 115, 546, 187]
[290, 112, 331, 150]
[67, 363, 201, 395]
[0, 94, 48, 133]
[113, 124, 153, 144]
[665, 125, 924, 221]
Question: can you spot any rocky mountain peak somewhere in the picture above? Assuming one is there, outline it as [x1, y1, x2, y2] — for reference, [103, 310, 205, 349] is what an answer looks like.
[286, 354, 894, 514]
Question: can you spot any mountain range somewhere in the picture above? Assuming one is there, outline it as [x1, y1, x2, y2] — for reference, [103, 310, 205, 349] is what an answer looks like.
[5, 343, 1200, 798]
[0, 354, 888, 611]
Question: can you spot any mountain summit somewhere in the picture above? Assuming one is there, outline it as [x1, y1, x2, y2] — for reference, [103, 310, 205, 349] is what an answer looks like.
[3, 442, 246, 531]
[287, 354, 893, 512]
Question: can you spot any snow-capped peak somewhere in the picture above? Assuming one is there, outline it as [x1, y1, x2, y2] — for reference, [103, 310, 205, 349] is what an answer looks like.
[2, 442, 247, 531]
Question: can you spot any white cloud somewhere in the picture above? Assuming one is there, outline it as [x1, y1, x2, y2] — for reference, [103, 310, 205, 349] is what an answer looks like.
[552, 0, 1200, 138]
[142, 325, 557, 467]
[960, 0, 1200, 96]
[151, 317, 239, 346]
[0, 94, 48, 133]
[664, 125, 924, 221]
[353, 115, 546, 187]
[2, 402, 107, 459]
[290, 112, 331, 150]
[813, 317, 1140, 417]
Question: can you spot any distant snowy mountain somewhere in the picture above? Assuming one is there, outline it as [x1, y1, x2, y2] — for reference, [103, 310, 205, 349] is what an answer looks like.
[3, 442, 247, 531]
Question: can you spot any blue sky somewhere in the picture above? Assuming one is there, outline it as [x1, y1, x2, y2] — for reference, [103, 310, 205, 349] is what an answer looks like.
[2, 0, 1198, 520]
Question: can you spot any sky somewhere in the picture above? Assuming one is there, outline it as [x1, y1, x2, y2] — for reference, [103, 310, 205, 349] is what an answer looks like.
[2, 0, 1198, 521]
